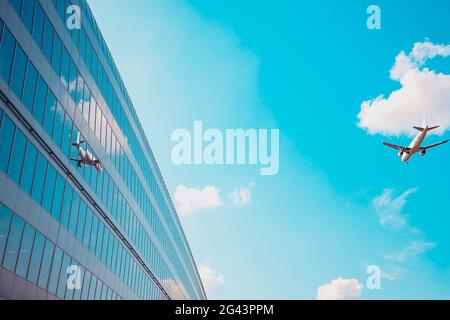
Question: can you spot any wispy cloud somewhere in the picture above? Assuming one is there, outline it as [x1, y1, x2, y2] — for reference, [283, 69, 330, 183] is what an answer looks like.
[384, 240, 436, 262]
[316, 278, 363, 300]
[228, 182, 255, 207]
[371, 188, 436, 280]
[372, 188, 417, 231]
[358, 41, 450, 136]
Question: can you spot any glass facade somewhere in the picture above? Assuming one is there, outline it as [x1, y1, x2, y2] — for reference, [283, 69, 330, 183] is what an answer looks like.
[0, 0, 205, 300]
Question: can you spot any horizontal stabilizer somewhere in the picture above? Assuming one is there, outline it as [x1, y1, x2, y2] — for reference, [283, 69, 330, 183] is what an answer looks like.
[414, 125, 440, 132]
[428, 125, 440, 131]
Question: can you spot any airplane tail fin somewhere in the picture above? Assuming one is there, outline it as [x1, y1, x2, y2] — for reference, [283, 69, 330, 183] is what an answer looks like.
[72, 132, 81, 146]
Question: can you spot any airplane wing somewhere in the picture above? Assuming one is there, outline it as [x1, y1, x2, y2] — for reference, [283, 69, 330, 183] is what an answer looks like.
[420, 139, 449, 151]
[383, 142, 410, 152]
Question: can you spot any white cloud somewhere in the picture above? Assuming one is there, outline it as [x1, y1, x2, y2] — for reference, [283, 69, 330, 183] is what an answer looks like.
[316, 278, 363, 300]
[385, 240, 436, 262]
[198, 264, 225, 298]
[358, 41, 450, 136]
[372, 188, 417, 230]
[174, 185, 223, 216]
[228, 182, 255, 207]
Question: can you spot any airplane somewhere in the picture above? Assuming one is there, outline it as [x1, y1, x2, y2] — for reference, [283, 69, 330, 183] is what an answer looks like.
[70, 132, 103, 171]
[383, 125, 449, 163]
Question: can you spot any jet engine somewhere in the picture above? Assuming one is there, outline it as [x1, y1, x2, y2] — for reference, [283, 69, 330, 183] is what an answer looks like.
[398, 151, 404, 157]
[420, 150, 426, 156]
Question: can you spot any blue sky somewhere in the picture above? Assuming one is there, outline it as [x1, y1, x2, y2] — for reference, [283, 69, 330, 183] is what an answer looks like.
[88, 0, 450, 299]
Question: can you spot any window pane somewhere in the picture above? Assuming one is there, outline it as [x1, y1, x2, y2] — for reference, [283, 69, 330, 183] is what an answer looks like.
[37, 239, 54, 289]
[3, 214, 24, 271]
[76, 200, 86, 242]
[0, 114, 16, 173]
[0, 205, 13, 264]
[101, 229, 109, 264]
[68, 191, 80, 236]
[47, 246, 62, 294]
[22, 61, 38, 113]
[88, 276, 97, 300]
[95, 281, 102, 300]
[86, 39, 92, 72]
[81, 270, 91, 300]
[27, 231, 44, 284]
[51, 173, 65, 221]
[95, 104, 101, 140]
[95, 222, 104, 258]
[89, 214, 98, 253]
[82, 208, 92, 247]
[68, 59, 77, 101]
[106, 232, 113, 268]
[92, 52, 98, 84]
[83, 86, 90, 123]
[42, 17, 54, 62]
[10, 0, 23, 15]
[53, 103, 64, 148]
[71, 27, 79, 51]
[51, 34, 62, 75]
[10, 44, 27, 98]
[60, 47, 69, 89]
[56, 253, 70, 299]
[101, 113, 106, 147]
[31, 153, 47, 204]
[15, 223, 35, 278]
[22, 0, 35, 33]
[44, 89, 56, 136]
[60, 183, 73, 229]
[32, 2, 45, 47]
[80, 27, 86, 62]
[20, 141, 37, 194]
[56, 0, 65, 21]
[76, 74, 84, 109]
[33, 76, 47, 125]
[7, 127, 27, 184]
[89, 97, 96, 131]
[0, 27, 16, 84]
[61, 114, 72, 157]
[42, 163, 57, 213]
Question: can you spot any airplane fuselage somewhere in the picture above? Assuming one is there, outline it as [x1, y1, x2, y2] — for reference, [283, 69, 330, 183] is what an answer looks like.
[401, 128, 428, 163]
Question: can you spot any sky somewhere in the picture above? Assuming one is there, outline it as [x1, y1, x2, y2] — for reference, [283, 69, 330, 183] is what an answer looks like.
[88, 0, 450, 299]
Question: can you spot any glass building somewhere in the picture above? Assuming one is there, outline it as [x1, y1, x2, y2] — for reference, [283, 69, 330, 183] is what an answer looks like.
[0, 0, 206, 300]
